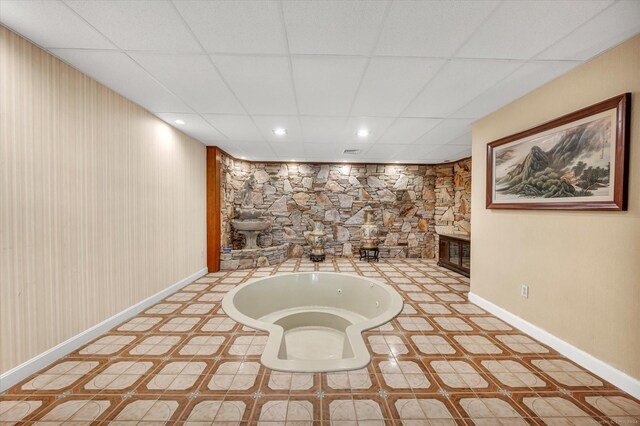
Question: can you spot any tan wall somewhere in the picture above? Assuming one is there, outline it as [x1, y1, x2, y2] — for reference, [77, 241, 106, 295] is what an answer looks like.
[0, 27, 207, 373]
[471, 35, 640, 379]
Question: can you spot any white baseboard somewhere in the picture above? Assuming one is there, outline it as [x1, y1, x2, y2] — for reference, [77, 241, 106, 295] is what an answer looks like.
[0, 267, 208, 392]
[468, 292, 640, 399]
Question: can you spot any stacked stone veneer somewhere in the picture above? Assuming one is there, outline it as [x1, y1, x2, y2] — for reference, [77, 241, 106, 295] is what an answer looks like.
[219, 154, 470, 267]
[220, 243, 289, 271]
[434, 158, 472, 258]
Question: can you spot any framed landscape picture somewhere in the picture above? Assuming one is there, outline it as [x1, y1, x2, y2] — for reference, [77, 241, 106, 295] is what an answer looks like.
[486, 93, 630, 210]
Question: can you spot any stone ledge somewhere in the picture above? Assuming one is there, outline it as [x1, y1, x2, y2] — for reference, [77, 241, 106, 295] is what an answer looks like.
[220, 243, 290, 270]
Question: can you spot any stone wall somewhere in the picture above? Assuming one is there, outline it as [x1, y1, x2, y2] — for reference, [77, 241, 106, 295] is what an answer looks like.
[220, 153, 470, 260]
[434, 158, 472, 258]
[219, 243, 289, 270]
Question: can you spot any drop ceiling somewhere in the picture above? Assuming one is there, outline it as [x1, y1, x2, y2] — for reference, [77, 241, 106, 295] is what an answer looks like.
[1, 0, 638, 163]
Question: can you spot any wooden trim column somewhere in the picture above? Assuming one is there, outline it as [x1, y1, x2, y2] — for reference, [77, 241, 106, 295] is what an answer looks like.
[206, 147, 222, 272]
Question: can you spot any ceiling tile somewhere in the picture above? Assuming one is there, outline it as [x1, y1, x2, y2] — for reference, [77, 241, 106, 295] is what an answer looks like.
[213, 55, 298, 115]
[202, 115, 264, 141]
[351, 57, 445, 117]
[174, 1, 287, 54]
[49, 49, 191, 113]
[292, 56, 368, 115]
[0, 0, 114, 49]
[536, 1, 640, 60]
[251, 115, 302, 143]
[376, 1, 499, 57]
[420, 144, 471, 162]
[452, 61, 580, 119]
[282, 0, 388, 55]
[5, 0, 636, 164]
[155, 113, 225, 142]
[269, 142, 306, 159]
[413, 119, 473, 146]
[341, 116, 395, 144]
[445, 132, 472, 149]
[215, 141, 276, 159]
[456, 0, 612, 60]
[364, 143, 413, 160]
[299, 117, 348, 144]
[377, 118, 442, 144]
[403, 59, 521, 118]
[66, 0, 201, 52]
[304, 143, 343, 158]
[129, 53, 244, 114]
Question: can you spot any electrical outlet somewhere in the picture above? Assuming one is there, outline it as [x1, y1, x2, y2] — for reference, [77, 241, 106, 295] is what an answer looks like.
[521, 284, 529, 299]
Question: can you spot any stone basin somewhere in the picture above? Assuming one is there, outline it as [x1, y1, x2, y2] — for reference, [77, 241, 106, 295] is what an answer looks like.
[237, 208, 263, 219]
[232, 219, 270, 232]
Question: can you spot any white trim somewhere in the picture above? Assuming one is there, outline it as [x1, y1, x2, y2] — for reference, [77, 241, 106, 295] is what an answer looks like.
[469, 292, 640, 399]
[0, 267, 208, 392]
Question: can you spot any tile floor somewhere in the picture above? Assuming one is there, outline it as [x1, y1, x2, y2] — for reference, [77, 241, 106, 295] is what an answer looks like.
[1, 258, 639, 425]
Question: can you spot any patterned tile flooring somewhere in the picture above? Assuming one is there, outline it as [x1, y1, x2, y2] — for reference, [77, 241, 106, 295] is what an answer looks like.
[2, 258, 639, 425]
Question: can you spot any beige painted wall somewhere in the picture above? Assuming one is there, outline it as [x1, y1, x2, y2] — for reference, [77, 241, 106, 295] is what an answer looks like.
[471, 35, 640, 379]
[0, 27, 207, 373]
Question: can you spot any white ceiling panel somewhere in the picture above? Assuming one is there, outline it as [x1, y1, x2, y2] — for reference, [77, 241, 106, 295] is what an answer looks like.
[269, 142, 307, 160]
[300, 117, 348, 144]
[49, 49, 191, 113]
[304, 143, 343, 158]
[251, 115, 302, 143]
[536, 1, 640, 60]
[446, 132, 473, 147]
[174, 1, 287, 54]
[213, 55, 297, 115]
[6, 0, 638, 163]
[375, 1, 499, 57]
[130, 53, 244, 114]
[456, 0, 612, 60]
[452, 61, 580, 119]
[420, 144, 471, 162]
[364, 143, 413, 160]
[0, 0, 114, 49]
[155, 113, 225, 142]
[282, 0, 388, 55]
[217, 141, 276, 159]
[377, 118, 442, 144]
[351, 57, 445, 117]
[202, 115, 264, 141]
[341, 117, 395, 145]
[404, 59, 522, 118]
[66, 0, 201, 52]
[292, 56, 368, 115]
[452, 146, 472, 159]
[413, 119, 474, 146]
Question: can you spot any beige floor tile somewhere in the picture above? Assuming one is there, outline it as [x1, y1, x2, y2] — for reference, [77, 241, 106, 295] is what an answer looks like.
[394, 398, 456, 424]
[185, 400, 246, 424]
[79, 335, 136, 355]
[431, 360, 488, 389]
[0, 400, 43, 424]
[22, 361, 99, 390]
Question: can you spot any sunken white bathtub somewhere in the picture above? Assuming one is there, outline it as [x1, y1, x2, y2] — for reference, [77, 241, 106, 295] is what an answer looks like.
[222, 272, 403, 372]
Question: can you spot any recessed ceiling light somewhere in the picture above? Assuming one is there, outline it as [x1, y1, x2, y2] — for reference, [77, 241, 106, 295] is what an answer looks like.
[356, 128, 371, 138]
[272, 128, 287, 136]
[394, 161, 400, 163]
[174, 119, 185, 125]
[240, 156, 246, 160]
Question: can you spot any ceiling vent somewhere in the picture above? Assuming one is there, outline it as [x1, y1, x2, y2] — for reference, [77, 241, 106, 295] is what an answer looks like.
[342, 149, 362, 155]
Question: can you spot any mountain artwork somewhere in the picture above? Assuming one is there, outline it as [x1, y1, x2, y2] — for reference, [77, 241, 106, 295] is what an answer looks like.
[487, 94, 630, 210]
